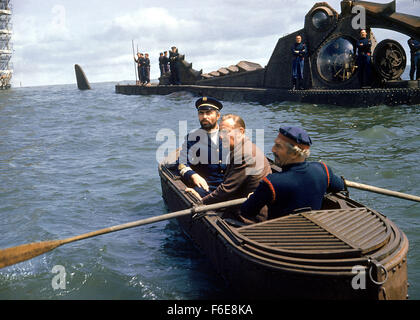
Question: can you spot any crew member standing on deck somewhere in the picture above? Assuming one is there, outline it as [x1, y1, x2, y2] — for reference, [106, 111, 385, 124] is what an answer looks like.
[356, 29, 372, 88]
[291, 35, 306, 90]
[134, 52, 146, 84]
[408, 37, 420, 80]
[240, 126, 345, 220]
[177, 97, 228, 198]
[159, 52, 165, 77]
[144, 53, 151, 84]
[169, 46, 181, 85]
[163, 51, 170, 73]
[134, 53, 143, 84]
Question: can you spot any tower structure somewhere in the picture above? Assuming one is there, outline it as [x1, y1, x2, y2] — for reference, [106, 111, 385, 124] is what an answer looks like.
[0, 0, 12, 89]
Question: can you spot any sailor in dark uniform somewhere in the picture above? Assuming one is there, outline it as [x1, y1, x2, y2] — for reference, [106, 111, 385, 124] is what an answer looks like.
[134, 52, 146, 84]
[291, 35, 306, 90]
[408, 37, 420, 80]
[144, 53, 151, 84]
[177, 97, 228, 197]
[163, 51, 170, 73]
[356, 29, 372, 87]
[169, 46, 181, 85]
[240, 126, 345, 220]
[159, 52, 165, 76]
[134, 53, 143, 84]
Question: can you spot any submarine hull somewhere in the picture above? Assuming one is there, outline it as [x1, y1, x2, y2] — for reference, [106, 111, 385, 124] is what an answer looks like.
[115, 84, 420, 107]
[115, 1, 420, 107]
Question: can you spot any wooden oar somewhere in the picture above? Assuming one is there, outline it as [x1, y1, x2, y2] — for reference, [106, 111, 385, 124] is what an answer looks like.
[0, 198, 247, 269]
[344, 179, 420, 203]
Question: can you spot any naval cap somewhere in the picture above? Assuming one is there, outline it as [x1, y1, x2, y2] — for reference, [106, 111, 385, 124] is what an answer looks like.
[278, 126, 312, 148]
[195, 97, 223, 111]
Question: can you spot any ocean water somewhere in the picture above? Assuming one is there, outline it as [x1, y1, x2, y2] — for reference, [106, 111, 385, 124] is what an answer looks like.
[0, 82, 419, 300]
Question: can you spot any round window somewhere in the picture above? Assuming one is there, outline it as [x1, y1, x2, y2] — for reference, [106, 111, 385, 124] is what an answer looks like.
[316, 37, 357, 83]
[312, 10, 330, 30]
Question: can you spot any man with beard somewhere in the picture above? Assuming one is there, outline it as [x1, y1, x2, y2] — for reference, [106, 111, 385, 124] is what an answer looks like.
[240, 126, 345, 220]
[177, 97, 228, 197]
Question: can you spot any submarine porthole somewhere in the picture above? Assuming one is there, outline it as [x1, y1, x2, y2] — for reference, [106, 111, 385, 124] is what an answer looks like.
[316, 37, 357, 83]
[312, 10, 330, 30]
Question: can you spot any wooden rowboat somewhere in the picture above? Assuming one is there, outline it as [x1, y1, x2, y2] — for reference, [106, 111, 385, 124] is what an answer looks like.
[158, 159, 409, 300]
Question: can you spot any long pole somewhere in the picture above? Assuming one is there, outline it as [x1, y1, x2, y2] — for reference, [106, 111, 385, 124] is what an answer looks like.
[132, 40, 138, 84]
[344, 179, 420, 203]
[0, 198, 247, 269]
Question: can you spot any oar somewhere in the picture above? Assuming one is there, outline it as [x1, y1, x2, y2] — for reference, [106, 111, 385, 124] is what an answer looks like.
[0, 198, 247, 269]
[344, 179, 420, 203]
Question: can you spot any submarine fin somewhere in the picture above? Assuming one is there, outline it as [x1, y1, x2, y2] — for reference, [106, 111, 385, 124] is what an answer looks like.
[75, 64, 91, 90]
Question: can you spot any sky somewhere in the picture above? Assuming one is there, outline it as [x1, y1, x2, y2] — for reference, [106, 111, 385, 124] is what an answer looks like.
[10, 0, 420, 87]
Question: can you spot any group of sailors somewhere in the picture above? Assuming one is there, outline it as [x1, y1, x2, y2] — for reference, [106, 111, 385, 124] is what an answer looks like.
[134, 52, 151, 85]
[134, 46, 181, 86]
[292, 29, 374, 89]
[292, 29, 420, 88]
[158, 46, 181, 84]
[135, 29, 419, 89]
[175, 96, 345, 223]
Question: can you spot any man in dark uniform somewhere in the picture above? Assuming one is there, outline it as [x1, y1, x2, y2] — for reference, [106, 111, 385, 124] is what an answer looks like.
[240, 126, 345, 220]
[356, 29, 372, 87]
[163, 51, 170, 73]
[408, 37, 420, 80]
[159, 52, 165, 76]
[134, 52, 145, 84]
[144, 53, 151, 84]
[177, 97, 228, 197]
[134, 52, 143, 84]
[169, 46, 181, 85]
[291, 35, 306, 90]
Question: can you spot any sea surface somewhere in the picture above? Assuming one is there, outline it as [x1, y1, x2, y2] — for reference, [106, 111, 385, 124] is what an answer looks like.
[0, 82, 419, 300]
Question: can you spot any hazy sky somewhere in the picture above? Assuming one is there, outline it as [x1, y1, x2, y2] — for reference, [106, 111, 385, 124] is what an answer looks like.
[10, 0, 420, 87]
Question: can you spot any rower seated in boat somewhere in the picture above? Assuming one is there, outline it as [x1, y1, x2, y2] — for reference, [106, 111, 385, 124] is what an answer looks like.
[241, 126, 345, 220]
[186, 114, 271, 222]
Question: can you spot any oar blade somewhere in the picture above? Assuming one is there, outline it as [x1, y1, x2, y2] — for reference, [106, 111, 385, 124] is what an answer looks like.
[0, 240, 63, 269]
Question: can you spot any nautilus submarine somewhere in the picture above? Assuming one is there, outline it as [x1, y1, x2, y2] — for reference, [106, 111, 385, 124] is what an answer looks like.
[115, 0, 420, 107]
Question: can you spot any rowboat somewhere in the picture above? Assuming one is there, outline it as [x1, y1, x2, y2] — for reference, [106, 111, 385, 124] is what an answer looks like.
[158, 157, 409, 300]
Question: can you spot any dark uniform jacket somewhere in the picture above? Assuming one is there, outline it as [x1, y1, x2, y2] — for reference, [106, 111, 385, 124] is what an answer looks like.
[201, 137, 272, 205]
[292, 42, 306, 60]
[241, 161, 345, 220]
[169, 50, 179, 65]
[408, 38, 420, 54]
[177, 128, 228, 192]
[356, 38, 372, 56]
